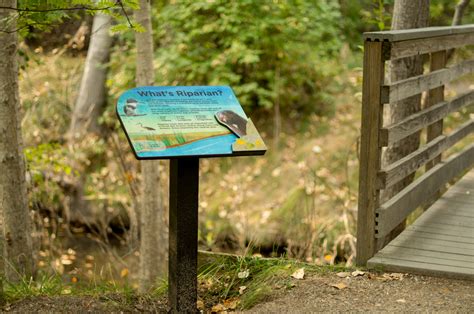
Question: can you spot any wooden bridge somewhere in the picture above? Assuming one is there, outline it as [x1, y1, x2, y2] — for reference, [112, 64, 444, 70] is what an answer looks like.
[357, 25, 474, 279]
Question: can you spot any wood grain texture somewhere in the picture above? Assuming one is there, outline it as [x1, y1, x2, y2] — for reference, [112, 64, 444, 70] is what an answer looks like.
[356, 41, 384, 266]
[363, 25, 474, 42]
[389, 32, 474, 60]
[379, 90, 474, 146]
[426, 51, 447, 170]
[378, 120, 474, 189]
[368, 169, 474, 280]
[383, 59, 474, 103]
[375, 145, 474, 238]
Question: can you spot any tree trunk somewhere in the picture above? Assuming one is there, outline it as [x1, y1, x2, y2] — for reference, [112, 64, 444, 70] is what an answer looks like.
[135, 0, 167, 293]
[452, 0, 471, 26]
[0, 0, 34, 282]
[67, 13, 113, 228]
[447, 0, 471, 59]
[69, 13, 113, 136]
[380, 0, 430, 247]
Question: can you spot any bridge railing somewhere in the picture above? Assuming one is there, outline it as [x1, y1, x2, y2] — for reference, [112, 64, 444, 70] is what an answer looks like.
[357, 25, 474, 265]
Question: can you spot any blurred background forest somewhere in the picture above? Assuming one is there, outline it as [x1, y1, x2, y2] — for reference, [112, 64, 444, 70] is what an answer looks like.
[15, 0, 473, 291]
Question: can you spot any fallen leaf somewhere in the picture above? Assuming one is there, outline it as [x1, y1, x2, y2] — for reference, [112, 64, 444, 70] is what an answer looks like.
[389, 273, 404, 280]
[211, 303, 226, 312]
[120, 268, 129, 278]
[380, 272, 405, 281]
[312, 145, 322, 153]
[351, 270, 365, 277]
[223, 298, 239, 310]
[330, 282, 348, 290]
[291, 268, 305, 280]
[196, 300, 205, 310]
[336, 272, 350, 278]
[239, 286, 247, 295]
[238, 269, 250, 279]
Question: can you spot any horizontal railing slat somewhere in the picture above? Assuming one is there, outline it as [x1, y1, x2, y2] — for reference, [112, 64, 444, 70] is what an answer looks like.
[380, 90, 474, 146]
[375, 144, 474, 238]
[364, 25, 474, 42]
[383, 59, 474, 104]
[389, 32, 474, 60]
[378, 120, 474, 189]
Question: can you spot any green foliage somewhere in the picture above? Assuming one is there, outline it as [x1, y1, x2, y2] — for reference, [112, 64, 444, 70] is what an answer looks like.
[4, 273, 64, 301]
[431, 0, 474, 25]
[148, 0, 343, 114]
[370, 0, 393, 31]
[198, 254, 346, 310]
[4, 0, 140, 37]
[24, 143, 77, 211]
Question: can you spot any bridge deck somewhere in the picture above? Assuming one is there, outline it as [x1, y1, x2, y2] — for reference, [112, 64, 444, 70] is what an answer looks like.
[368, 169, 474, 280]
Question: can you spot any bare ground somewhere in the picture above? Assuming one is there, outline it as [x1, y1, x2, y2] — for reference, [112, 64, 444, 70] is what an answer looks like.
[248, 272, 474, 313]
[2, 271, 473, 313]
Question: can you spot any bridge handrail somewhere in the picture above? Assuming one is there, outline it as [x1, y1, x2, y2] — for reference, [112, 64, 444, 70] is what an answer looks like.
[356, 25, 474, 265]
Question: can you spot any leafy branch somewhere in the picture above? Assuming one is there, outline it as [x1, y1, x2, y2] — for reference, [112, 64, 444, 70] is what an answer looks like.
[0, 0, 135, 34]
[0, 4, 116, 13]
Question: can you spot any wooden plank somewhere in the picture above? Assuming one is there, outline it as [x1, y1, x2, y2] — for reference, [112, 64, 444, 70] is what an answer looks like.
[409, 224, 474, 238]
[426, 50, 447, 170]
[375, 250, 473, 268]
[418, 210, 474, 221]
[356, 41, 385, 266]
[414, 221, 474, 231]
[400, 229, 474, 244]
[390, 32, 474, 60]
[383, 59, 474, 103]
[419, 206, 474, 218]
[382, 238, 473, 255]
[436, 194, 474, 206]
[375, 145, 474, 238]
[379, 90, 474, 146]
[368, 256, 474, 280]
[393, 234, 474, 250]
[380, 245, 474, 263]
[415, 213, 474, 226]
[364, 25, 474, 42]
[378, 120, 474, 189]
[414, 200, 474, 222]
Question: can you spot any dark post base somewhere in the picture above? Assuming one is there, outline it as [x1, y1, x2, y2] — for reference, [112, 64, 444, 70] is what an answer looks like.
[169, 158, 199, 313]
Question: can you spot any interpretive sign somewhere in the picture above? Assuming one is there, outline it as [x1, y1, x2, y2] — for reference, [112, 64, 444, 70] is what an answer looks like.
[117, 85, 266, 313]
[116, 86, 266, 159]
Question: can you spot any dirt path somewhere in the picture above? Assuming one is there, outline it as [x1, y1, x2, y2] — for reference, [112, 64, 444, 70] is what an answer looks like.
[248, 272, 474, 313]
[2, 272, 473, 313]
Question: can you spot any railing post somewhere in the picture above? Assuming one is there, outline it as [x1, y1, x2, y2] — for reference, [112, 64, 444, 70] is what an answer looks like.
[356, 40, 385, 266]
[426, 50, 447, 170]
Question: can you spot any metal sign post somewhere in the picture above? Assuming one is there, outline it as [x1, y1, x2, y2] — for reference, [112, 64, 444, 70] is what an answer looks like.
[169, 158, 199, 312]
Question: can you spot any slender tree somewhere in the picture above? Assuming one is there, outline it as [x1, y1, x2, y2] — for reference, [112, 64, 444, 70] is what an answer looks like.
[70, 13, 113, 136]
[452, 0, 471, 26]
[135, 0, 167, 292]
[380, 0, 430, 246]
[68, 12, 113, 223]
[0, 0, 34, 282]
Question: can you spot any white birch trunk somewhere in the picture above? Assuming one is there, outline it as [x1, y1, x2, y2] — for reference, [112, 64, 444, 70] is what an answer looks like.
[135, 0, 168, 293]
[67, 13, 113, 226]
[0, 0, 34, 282]
[69, 13, 113, 136]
